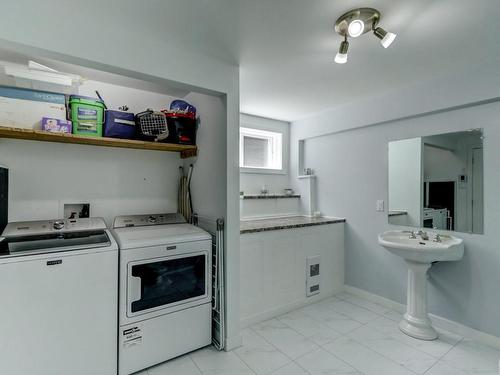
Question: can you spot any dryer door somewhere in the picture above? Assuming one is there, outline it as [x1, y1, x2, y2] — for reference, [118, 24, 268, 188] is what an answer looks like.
[127, 250, 209, 318]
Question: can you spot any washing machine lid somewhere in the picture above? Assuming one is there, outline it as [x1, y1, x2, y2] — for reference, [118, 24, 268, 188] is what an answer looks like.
[112, 223, 211, 250]
[0, 218, 112, 257]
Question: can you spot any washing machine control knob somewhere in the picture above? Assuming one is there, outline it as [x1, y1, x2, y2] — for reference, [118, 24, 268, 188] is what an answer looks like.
[53, 220, 65, 230]
[148, 216, 157, 224]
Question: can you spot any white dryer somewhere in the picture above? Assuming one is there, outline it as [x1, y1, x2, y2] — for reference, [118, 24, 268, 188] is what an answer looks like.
[112, 213, 212, 375]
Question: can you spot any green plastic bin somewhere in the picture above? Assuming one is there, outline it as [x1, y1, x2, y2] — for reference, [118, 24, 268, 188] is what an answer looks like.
[68, 95, 105, 137]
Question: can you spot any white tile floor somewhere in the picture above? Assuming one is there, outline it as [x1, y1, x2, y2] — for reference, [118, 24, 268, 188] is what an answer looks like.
[142, 292, 500, 375]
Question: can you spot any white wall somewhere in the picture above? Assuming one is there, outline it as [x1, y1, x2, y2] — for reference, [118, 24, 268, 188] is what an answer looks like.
[0, 78, 227, 229]
[240, 173, 290, 195]
[184, 92, 227, 221]
[0, 0, 241, 349]
[290, 100, 500, 337]
[240, 113, 290, 194]
[240, 198, 301, 220]
[240, 223, 344, 327]
[1, 139, 179, 226]
[79, 80, 175, 113]
[388, 138, 422, 226]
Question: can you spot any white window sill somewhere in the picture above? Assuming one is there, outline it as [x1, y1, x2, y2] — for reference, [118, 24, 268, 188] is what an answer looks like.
[240, 167, 288, 175]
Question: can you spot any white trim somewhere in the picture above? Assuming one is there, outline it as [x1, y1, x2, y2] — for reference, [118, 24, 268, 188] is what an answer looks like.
[240, 167, 288, 175]
[297, 174, 316, 179]
[239, 127, 283, 171]
[239, 114, 290, 176]
[343, 285, 500, 350]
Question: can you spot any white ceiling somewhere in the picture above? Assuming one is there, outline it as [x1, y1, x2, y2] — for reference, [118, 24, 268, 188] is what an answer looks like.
[234, 0, 500, 121]
[1, 0, 499, 123]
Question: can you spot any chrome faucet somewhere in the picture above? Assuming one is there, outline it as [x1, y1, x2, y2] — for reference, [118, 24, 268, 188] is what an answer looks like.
[408, 230, 417, 239]
[417, 230, 429, 241]
[433, 233, 442, 243]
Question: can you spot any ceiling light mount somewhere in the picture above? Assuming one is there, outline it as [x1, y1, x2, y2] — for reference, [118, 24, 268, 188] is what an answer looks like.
[334, 8, 380, 38]
[333, 7, 396, 64]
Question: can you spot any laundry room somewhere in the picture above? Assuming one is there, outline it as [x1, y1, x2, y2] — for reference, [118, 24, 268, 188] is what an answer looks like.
[0, 39, 238, 375]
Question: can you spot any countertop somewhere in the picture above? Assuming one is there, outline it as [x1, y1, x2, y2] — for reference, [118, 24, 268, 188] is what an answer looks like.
[241, 194, 301, 199]
[240, 215, 345, 234]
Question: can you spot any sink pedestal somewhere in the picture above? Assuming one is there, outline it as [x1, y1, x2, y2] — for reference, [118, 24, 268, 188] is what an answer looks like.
[399, 260, 438, 340]
[378, 230, 464, 341]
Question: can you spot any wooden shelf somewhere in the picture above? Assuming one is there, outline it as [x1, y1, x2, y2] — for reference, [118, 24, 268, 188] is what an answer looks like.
[0, 126, 197, 158]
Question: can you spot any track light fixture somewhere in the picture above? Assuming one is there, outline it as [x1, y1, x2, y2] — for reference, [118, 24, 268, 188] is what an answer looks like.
[334, 8, 396, 64]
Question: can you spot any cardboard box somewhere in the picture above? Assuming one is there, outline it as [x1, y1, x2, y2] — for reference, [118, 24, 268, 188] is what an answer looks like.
[0, 86, 66, 129]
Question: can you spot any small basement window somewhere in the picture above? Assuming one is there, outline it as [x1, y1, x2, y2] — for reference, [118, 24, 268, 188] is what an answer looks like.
[240, 127, 282, 171]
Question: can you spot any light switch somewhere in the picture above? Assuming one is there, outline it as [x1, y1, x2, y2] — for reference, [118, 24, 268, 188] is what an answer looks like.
[376, 200, 385, 212]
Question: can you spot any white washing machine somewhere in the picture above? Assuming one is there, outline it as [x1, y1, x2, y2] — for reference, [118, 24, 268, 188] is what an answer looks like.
[0, 217, 118, 375]
[112, 213, 212, 375]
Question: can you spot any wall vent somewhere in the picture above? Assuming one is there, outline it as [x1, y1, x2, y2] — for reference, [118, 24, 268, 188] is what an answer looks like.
[306, 255, 320, 297]
[309, 285, 320, 293]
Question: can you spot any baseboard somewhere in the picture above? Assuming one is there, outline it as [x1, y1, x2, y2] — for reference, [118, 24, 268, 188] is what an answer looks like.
[344, 285, 500, 350]
[224, 333, 243, 351]
[240, 290, 341, 329]
[343, 285, 407, 313]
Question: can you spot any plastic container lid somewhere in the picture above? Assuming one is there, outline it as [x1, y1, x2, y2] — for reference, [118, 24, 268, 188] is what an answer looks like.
[161, 110, 196, 119]
[69, 94, 105, 104]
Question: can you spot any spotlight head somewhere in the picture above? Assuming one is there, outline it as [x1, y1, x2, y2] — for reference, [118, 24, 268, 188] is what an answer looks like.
[335, 39, 349, 64]
[374, 27, 397, 48]
[348, 19, 365, 37]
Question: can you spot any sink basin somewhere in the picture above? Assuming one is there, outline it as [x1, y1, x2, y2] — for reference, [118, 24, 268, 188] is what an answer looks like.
[378, 230, 464, 341]
[378, 230, 464, 263]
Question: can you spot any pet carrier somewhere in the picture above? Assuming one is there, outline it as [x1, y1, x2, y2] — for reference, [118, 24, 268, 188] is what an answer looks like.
[135, 109, 169, 142]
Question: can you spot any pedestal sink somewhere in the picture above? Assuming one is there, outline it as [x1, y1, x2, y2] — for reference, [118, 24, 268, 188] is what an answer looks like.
[378, 230, 464, 340]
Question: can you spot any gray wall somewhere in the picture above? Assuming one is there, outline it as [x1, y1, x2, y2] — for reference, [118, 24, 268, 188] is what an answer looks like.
[291, 100, 500, 337]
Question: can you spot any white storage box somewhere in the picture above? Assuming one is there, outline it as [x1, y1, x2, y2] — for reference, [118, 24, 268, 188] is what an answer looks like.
[0, 86, 66, 129]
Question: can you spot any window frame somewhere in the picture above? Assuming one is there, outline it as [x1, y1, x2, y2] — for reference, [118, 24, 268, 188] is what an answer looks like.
[239, 126, 285, 174]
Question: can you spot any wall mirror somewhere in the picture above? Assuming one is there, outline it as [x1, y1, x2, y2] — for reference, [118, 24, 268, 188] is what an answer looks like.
[388, 129, 484, 234]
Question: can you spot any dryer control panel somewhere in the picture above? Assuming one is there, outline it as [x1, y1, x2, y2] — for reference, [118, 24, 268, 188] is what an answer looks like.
[113, 213, 186, 228]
